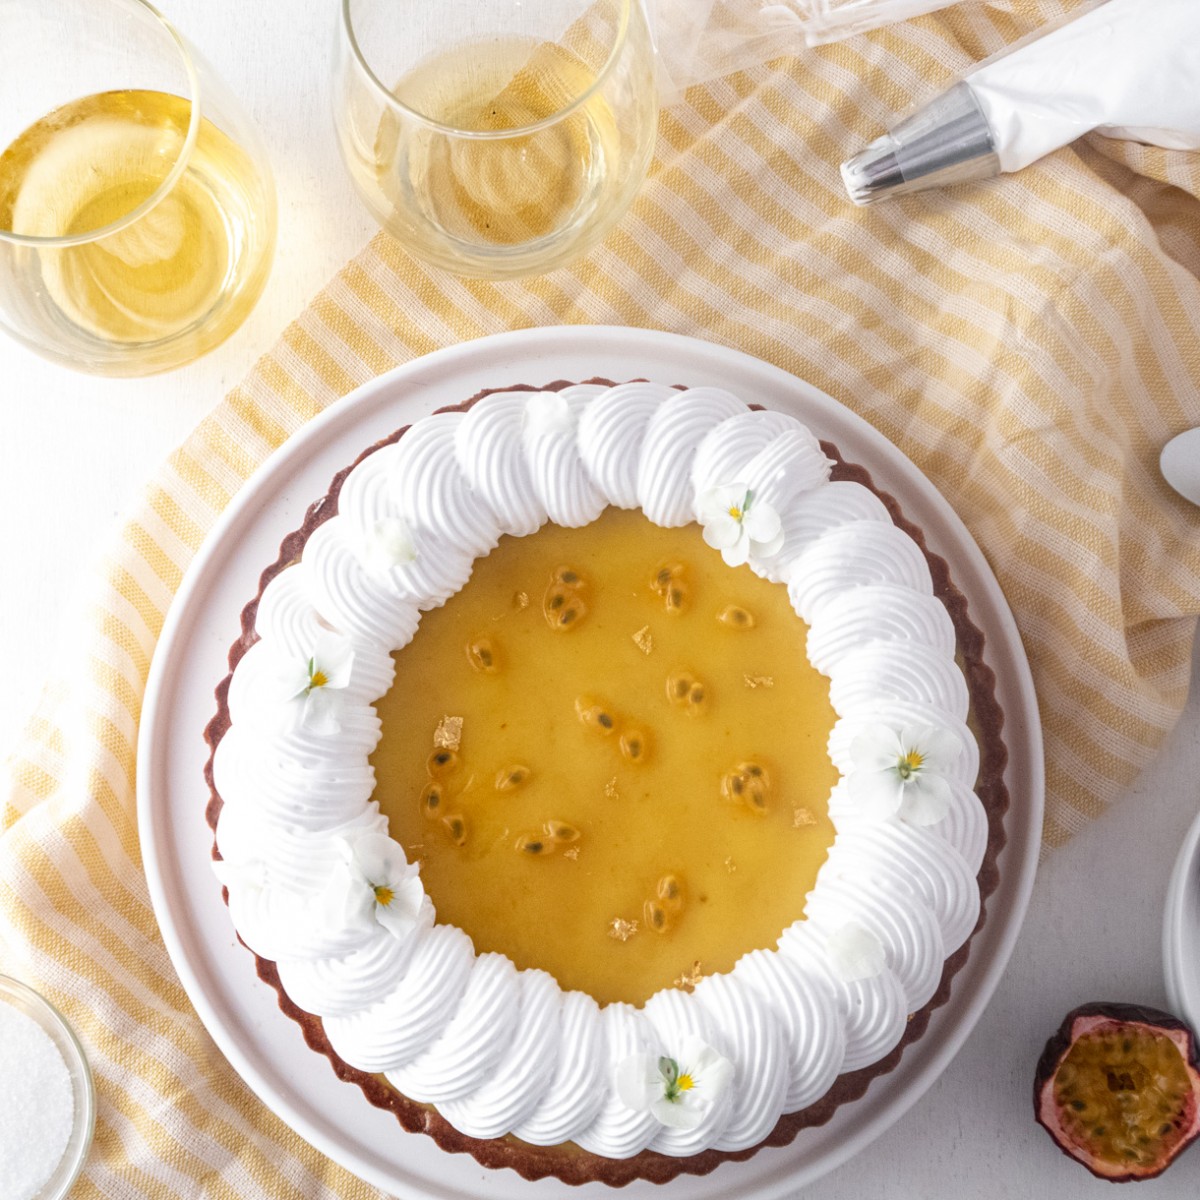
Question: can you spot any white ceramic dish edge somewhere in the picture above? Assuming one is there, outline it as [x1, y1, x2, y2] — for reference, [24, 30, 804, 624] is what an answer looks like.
[137, 325, 1045, 1199]
[1163, 806, 1200, 1031]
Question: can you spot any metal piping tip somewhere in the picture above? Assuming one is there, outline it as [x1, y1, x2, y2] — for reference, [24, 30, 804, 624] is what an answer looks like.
[842, 142, 905, 205]
[841, 81, 1002, 205]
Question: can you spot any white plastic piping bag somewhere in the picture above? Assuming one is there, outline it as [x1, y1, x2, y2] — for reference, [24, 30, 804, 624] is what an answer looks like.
[645, 0, 988, 101]
[843, 0, 1200, 204]
[972, 0, 1200, 171]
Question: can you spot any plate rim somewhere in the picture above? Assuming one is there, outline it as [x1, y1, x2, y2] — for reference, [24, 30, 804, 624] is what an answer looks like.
[137, 324, 1045, 1198]
[1163, 805, 1200, 1029]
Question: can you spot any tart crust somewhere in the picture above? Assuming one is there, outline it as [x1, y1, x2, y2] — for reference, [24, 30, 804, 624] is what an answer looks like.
[203, 380, 1009, 1187]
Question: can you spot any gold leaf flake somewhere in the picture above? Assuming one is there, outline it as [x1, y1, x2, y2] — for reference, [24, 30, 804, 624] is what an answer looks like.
[604, 776, 620, 800]
[744, 675, 774, 689]
[674, 960, 704, 992]
[563, 846, 580, 861]
[434, 715, 463, 751]
[724, 856, 737, 874]
[607, 917, 639, 942]
[792, 806, 817, 828]
[632, 625, 653, 655]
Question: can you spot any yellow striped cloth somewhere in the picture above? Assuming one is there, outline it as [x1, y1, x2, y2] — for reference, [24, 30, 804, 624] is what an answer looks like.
[4, 3, 1200, 1195]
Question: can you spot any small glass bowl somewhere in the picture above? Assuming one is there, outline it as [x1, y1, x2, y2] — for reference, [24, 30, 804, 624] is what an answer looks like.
[0, 974, 95, 1200]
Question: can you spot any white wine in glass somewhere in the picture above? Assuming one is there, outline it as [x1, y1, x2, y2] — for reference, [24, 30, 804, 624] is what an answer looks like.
[335, 0, 657, 280]
[0, 0, 276, 376]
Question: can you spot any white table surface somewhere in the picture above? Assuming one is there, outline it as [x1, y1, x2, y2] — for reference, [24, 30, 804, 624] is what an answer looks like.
[2, 2, 1199, 1196]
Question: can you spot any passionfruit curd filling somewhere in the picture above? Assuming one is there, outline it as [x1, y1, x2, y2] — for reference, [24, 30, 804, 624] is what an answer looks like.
[371, 507, 839, 1006]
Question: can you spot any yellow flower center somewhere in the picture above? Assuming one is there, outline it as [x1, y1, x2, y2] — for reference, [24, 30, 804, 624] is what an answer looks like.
[373, 884, 395, 907]
[676, 1073, 695, 1092]
[310, 669, 329, 689]
[727, 505, 743, 521]
[896, 749, 924, 780]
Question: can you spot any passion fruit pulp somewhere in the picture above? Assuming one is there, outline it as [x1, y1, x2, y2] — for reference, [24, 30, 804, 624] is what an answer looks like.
[1034, 1003, 1200, 1182]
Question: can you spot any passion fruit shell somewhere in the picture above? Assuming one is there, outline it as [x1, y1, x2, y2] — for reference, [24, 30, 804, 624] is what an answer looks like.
[1034, 1002, 1200, 1182]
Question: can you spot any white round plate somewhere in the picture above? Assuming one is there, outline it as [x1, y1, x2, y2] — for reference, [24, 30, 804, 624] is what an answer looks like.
[138, 326, 1044, 1199]
[1164, 807, 1200, 1032]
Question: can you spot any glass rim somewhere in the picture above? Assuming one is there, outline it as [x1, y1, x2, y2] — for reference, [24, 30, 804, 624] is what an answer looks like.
[339, 0, 633, 140]
[0, 0, 202, 249]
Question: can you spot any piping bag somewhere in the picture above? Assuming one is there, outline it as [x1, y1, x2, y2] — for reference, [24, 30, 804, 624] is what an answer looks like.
[842, 0, 1200, 204]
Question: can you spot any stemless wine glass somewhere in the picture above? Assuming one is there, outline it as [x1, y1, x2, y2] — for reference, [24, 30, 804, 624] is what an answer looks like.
[0, 0, 276, 376]
[334, 0, 658, 280]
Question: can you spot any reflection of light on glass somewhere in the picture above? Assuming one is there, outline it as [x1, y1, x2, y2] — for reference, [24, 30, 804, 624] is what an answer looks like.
[0, 0, 276, 375]
[0, 91, 272, 346]
[335, 0, 658, 279]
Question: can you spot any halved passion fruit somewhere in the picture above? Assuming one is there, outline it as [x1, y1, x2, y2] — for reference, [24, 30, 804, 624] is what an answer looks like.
[1034, 1003, 1200, 1182]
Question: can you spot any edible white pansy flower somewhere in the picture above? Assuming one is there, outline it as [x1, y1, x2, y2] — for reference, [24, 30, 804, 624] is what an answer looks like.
[846, 722, 960, 825]
[313, 856, 377, 933]
[273, 632, 355, 734]
[616, 1035, 734, 1131]
[347, 833, 424, 939]
[362, 516, 417, 573]
[697, 484, 785, 567]
[826, 921, 887, 983]
[212, 854, 375, 958]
